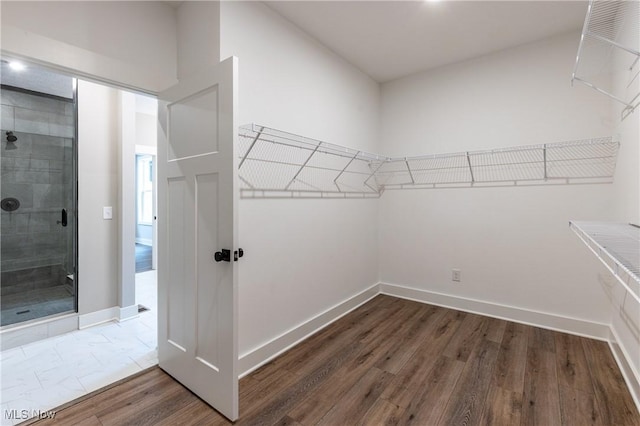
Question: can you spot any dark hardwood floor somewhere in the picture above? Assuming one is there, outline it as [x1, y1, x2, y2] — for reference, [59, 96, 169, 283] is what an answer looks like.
[28, 295, 639, 426]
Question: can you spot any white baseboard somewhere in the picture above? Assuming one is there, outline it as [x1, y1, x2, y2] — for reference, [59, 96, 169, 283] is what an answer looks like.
[609, 327, 640, 413]
[379, 282, 610, 341]
[80, 305, 139, 328]
[78, 307, 119, 329]
[238, 284, 379, 377]
[119, 305, 139, 322]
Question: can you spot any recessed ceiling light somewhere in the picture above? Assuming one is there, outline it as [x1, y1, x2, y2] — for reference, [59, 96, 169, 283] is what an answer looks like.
[9, 61, 26, 71]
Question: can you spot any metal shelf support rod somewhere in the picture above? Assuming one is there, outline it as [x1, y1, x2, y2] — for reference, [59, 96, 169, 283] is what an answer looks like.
[466, 152, 475, 183]
[405, 158, 415, 184]
[239, 175, 255, 189]
[543, 145, 548, 180]
[285, 143, 320, 190]
[573, 77, 634, 107]
[363, 161, 386, 193]
[239, 126, 263, 169]
[586, 31, 640, 57]
[333, 151, 361, 191]
[572, 2, 592, 81]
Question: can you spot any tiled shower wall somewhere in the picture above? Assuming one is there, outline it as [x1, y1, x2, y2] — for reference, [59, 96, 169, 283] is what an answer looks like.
[1, 88, 75, 295]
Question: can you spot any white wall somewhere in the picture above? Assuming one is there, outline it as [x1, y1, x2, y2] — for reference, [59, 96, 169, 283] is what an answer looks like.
[609, 13, 640, 401]
[219, 1, 381, 360]
[118, 91, 137, 315]
[176, 1, 220, 81]
[0, 1, 177, 93]
[379, 32, 615, 328]
[78, 80, 120, 314]
[135, 113, 157, 147]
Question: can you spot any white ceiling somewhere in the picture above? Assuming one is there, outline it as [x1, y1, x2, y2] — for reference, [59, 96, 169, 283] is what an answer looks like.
[266, 1, 589, 83]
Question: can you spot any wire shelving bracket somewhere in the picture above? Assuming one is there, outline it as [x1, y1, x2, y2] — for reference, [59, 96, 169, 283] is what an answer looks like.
[569, 221, 640, 304]
[238, 124, 619, 198]
[572, 0, 640, 118]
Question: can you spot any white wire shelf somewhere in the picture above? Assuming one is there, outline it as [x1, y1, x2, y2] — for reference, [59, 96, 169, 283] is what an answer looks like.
[376, 138, 619, 190]
[238, 124, 388, 198]
[238, 124, 619, 198]
[570, 221, 640, 304]
[572, 0, 640, 117]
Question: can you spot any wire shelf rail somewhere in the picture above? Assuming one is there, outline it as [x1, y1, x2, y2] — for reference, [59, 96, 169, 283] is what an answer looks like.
[238, 124, 619, 198]
[572, 0, 640, 118]
[570, 221, 640, 304]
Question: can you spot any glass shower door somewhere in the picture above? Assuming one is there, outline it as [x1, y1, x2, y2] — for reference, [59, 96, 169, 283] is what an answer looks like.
[0, 68, 77, 327]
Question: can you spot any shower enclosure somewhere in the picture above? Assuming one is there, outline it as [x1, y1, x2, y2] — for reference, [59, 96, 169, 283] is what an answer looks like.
[0, 59, 77, 326]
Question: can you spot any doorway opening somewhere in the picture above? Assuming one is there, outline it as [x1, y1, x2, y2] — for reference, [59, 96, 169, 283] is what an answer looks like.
[135, 153, 155, 273]
[131, 94, 158, 317]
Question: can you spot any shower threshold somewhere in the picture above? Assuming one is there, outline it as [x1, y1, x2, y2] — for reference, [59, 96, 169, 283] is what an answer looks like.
[1, 286, 74, 327]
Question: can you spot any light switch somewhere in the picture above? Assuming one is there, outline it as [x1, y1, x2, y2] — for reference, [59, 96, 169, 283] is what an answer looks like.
[103, 206, 113, 220]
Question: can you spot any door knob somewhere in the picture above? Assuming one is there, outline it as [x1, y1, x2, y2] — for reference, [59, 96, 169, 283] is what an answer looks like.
[214, 248, 244, 262]
[214, 249, 231, 262]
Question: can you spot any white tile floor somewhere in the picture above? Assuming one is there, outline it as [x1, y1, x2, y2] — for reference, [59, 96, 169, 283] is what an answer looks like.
[0, 270, 158, 425]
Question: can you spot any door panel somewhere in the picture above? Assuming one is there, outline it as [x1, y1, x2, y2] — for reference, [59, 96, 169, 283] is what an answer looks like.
[166, 177, 188, 351]
[157, 57, 239, 421]
[167, 87, 219, 161]
[195, 172, 220, 368]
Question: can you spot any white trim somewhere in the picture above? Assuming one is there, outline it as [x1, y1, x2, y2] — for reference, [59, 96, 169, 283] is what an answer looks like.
[136, 238, 153, 246]
[119, 305, 140, 322]
[609, 327, 640, 413]
[1, 25, 174, 94]
[379, 282, 610, 341]
[135, 145, 157, 155]
[0, 313, 78, 351]
[78, 307, 119, 329]
[238, 284, 379, 377]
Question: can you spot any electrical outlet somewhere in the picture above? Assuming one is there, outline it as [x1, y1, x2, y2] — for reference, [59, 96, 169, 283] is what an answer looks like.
[452, 269, 461, 282]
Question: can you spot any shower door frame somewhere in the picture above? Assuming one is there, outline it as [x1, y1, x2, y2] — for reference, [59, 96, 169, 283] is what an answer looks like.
[0, 75, 79, 327]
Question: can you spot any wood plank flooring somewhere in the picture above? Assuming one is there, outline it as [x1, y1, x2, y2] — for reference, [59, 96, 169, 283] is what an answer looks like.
[27, 295, 639, 426]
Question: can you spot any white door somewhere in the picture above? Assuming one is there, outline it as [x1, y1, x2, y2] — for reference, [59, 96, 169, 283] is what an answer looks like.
[151, 153, 158, 271]
[156, 57, 239, 421]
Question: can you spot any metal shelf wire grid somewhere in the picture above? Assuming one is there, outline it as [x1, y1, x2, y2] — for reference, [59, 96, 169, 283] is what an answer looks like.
[238, 124, 387, 198]
[572, 0, 639, 116]
[570, 221, 640, 304]
[238, 124, 619, 198]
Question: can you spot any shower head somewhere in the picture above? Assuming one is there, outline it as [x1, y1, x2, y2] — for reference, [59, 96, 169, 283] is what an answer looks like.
[5, 131, 17, 150]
